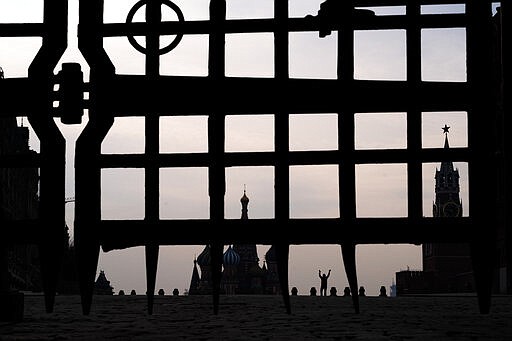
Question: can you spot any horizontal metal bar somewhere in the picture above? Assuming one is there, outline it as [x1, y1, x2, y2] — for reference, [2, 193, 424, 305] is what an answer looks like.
[100, 13, 466, 37]
[0, 23, 46, 37]
[98, 217, 474, 251]
[0, 79, 469, 118]
[354, 0, 468, 6]
[99, 148, 471, 169]
[102, 76, 470, 116]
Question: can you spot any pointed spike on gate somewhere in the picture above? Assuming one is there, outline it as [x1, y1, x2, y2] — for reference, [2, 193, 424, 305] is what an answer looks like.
[39, 244, 58, 313]
[470, 241, 494, 314]
[77, 242, 100, 316]
[145, 245, 159, 315]
[147, 294, 154, 315]
[341, 243, 360, 314]
[275, 244, 291, 314]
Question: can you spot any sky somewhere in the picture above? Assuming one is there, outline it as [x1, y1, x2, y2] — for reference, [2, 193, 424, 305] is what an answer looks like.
[1, 0, 492, 296]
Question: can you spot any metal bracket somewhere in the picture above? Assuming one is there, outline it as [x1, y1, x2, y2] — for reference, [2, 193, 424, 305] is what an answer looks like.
[54, 63, 85, 125]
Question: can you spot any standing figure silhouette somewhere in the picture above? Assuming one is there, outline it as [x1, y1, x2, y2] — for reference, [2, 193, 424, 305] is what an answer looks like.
[318, 269, 331, 296]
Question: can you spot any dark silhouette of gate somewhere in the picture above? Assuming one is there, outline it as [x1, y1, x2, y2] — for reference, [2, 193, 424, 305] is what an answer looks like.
[1, 0, 509, 318]
[0, 0, 69, 316]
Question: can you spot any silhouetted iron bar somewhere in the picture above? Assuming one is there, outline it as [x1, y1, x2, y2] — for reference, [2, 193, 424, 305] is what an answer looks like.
[341, 14, 466, 30]
[0, 24, 46, 37]
[207, 0, 227, 315]
[104, 77, 470, 116]
[355, 0, 466, 6]
[466, 0, 497, 314]
[406, 0, 423, 222]
[98, 217, 474, 252]
[101, 13, 466, 38]
[498, 0, 511, 299]
[336, 0, 360, 315]
[98, 148, 471, 169]
[142, 0, 162, 317]
[274, 0, 292, 316]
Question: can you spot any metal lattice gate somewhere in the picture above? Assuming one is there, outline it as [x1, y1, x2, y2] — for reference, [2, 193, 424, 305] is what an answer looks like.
[1, 0, 510, 318]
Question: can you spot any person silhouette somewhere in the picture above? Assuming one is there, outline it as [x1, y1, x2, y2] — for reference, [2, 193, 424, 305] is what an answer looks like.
[318, 269, 331, 296]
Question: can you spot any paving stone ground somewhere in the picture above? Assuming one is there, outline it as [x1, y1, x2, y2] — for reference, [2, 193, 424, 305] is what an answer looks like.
[1, 294, 512, 340]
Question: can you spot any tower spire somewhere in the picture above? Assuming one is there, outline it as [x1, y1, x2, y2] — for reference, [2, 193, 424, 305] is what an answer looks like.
[240, 186, 249, 220]
[440, 124, 454, 173]
[433, 124, 461, 217]
[442, 124, 450, 148]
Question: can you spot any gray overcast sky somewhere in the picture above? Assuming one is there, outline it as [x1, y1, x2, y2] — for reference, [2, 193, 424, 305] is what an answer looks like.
[1, 0, 484, 296]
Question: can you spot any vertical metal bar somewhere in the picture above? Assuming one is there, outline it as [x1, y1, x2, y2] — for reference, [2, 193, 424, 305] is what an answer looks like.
[76, 0, 115, 315]
[145, 1, 161, 221]
[338, 1, 355, 220]
[208, 0, 226, 224]
[144, 0, 161, 315]
[500, 0, 512, 296]
[337, 0, 359, 314]
[406, 0, 422, 221]
[27, 0, 68, 314]
[466, 0, 495, 314]
[274, 0, 291, 314]
[208, 0, 226, 315]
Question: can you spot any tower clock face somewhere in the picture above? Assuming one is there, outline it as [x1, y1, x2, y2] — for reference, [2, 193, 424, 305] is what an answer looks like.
[443, 201, 460, 217]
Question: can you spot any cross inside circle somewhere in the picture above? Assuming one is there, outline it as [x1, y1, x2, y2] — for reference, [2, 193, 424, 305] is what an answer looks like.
[126, 0, 185, 55]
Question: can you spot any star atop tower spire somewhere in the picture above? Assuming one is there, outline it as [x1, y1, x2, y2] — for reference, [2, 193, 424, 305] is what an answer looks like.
[442, 124, 450, 134]
[442, 124, 450, 148]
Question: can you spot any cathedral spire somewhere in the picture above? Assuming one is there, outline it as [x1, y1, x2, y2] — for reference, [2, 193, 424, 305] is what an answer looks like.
[188, 257, 200, 295]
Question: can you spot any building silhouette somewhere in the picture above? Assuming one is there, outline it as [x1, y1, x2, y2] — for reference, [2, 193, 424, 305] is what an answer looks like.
[396, 128, 473, 295]
[423, 127, 474, 292]
[93, 270, 114, 295]
[0, 115, 41, 292]
[396, 8, 510, 296]
[1, 71, 77, 295]
[187, 258, 201, 295]
[188, 189, 280, 295]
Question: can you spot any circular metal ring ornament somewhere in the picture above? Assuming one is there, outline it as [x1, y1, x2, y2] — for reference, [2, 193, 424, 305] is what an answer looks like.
[126, 0, 185, 55]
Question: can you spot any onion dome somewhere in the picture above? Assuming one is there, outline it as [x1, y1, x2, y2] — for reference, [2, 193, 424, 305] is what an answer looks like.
[240, 189, 249, 204]
[223, 245, 240, 266]
[241, 187, 249, 220]
[265, 245, 276, 263]
[197, 245, 211, 266]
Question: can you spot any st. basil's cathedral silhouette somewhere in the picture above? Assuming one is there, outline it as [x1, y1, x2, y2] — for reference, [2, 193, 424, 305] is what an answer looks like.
[188, 189, 281, 295]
